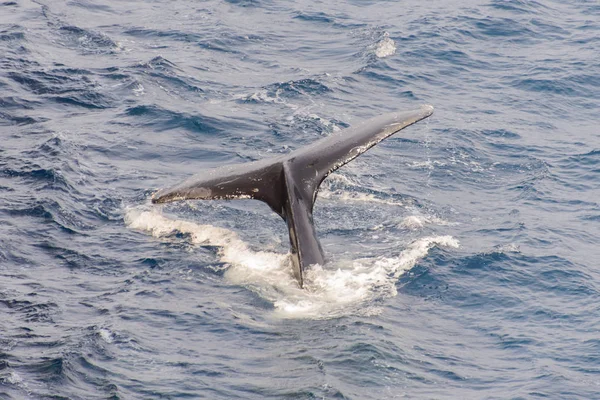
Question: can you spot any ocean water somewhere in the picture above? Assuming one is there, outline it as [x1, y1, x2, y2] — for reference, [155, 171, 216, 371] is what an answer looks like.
[1, 0, 599, 398]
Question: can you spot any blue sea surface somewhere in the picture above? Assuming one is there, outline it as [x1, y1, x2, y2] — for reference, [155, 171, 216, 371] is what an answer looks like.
[1, 0, 599, 398]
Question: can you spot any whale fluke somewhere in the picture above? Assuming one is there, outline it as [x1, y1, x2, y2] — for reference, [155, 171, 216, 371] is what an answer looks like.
[152, 105, 434, 287]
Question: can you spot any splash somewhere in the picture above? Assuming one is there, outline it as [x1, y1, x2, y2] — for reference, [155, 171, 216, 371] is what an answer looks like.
[125, 207, 458, 319]
[318, 188, 404, 206]
[400, 215, 451, 229]
[374, 32, 396, 58]
[272, 235, 459, 318]
[98, 328, 115, 344]
[125, 207, 289, 274]
[318, 173, 405, 206]
[483, 243, 521, 255]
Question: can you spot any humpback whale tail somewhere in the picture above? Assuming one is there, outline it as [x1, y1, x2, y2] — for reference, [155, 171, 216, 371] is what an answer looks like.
[152, 105, 434, 287]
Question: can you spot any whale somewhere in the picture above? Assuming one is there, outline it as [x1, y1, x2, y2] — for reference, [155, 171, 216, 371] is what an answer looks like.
[152, 105, 434, 287]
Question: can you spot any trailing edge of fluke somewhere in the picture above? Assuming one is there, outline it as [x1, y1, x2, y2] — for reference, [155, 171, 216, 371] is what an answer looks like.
[152, 105, 434, 287]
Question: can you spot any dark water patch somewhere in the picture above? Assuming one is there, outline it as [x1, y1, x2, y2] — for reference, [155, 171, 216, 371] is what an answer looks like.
[33, 135, 66, 157]
[581, 214, 600, 222]
[293, 11, 335, 24]
[224, 0, 263, 7]
[355, 69, 408, 87]
[389, 88, 416, 100]
[11, 326, 49, 340]
[61, 354, 121, 399]
[451, 250, 521, 279]
[569, 73, 600, 98]
[487, 330, 539, 351]
[473, 17, 534, 39]
[55, 25, 120, 55]
[121, 104, 224, 135]
[36, 241, 94, 269]
[0, 237, 33, 266]
[0, 297, 59, 323]
[0, 96, 40, 110]
[0, 30, 24, 42]
[7, 70, 67, 95]
[0, 27, 27, 58]
[292, 10, 362, 29]
[24, 357, 65, 383]
[483, 141, 532, 156]
[454, 15, 536, 43]
[490, 156, 549, 175]
[66, 0, 115, 14]
[124, 27, 202, 43]
[135, 55, 179, 72]
[451, 252, 597, 300]
[399, 262, 451, 303]
[1, 1, 18, 6]
[510, 77, 592, 98]
[134, 289, 163, 298]
[330, 341, 390, 371]
[265, 113, 341, 145]
[0, 111, 39, 126]
[423, 48, 492, 72]
[51, 66, 96, 76]
[488, 0, 550, 14]
[263, 78, 332, 99]
[415, 139, 504, 191]
[133, 56, 205, 96]
[7, 69, 113, 109]
[501, 159, 551, 197]
[197, 34, 258, 54]
[92, 197, 123, 222]
[531, 257, 598, 296]
[0, 56, 37, 74]
[544, 167, 600, 193]
[0, 165, 72, 192]
[101, 71, 130, 81]
[479, 129, 521, 139]
[6, 202, 53, 223]
[53, 92, 110, 109]
[4, 195, 94, 235]
[529, 18, 571, 38]
[562, 149, 600, 167]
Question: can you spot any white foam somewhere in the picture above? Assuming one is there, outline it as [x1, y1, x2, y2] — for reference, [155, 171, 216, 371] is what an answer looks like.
[485, 243, 521, 255]
[7, 371, 22, 385]
[318, 188, 404, 206]
[99, 328, 115, 344]
[125, 207, 289, 271]
[242, 89, 284, 105]
[325, 173, 357, 186]
[400, 215, 450, 229]
[125, 207, 458, 319]
[133, 83, 145, 96]
[407, 160, 447, 170]
[2, 370, 31, 394]
[319, 174, 404, 206]
[273, 235, 458, 318]
[374, 32, 396, 58]
[401, 215, 428, 229]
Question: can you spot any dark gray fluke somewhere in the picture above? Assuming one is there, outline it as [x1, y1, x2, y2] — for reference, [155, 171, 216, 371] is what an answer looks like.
[152, 105, 434, 287]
